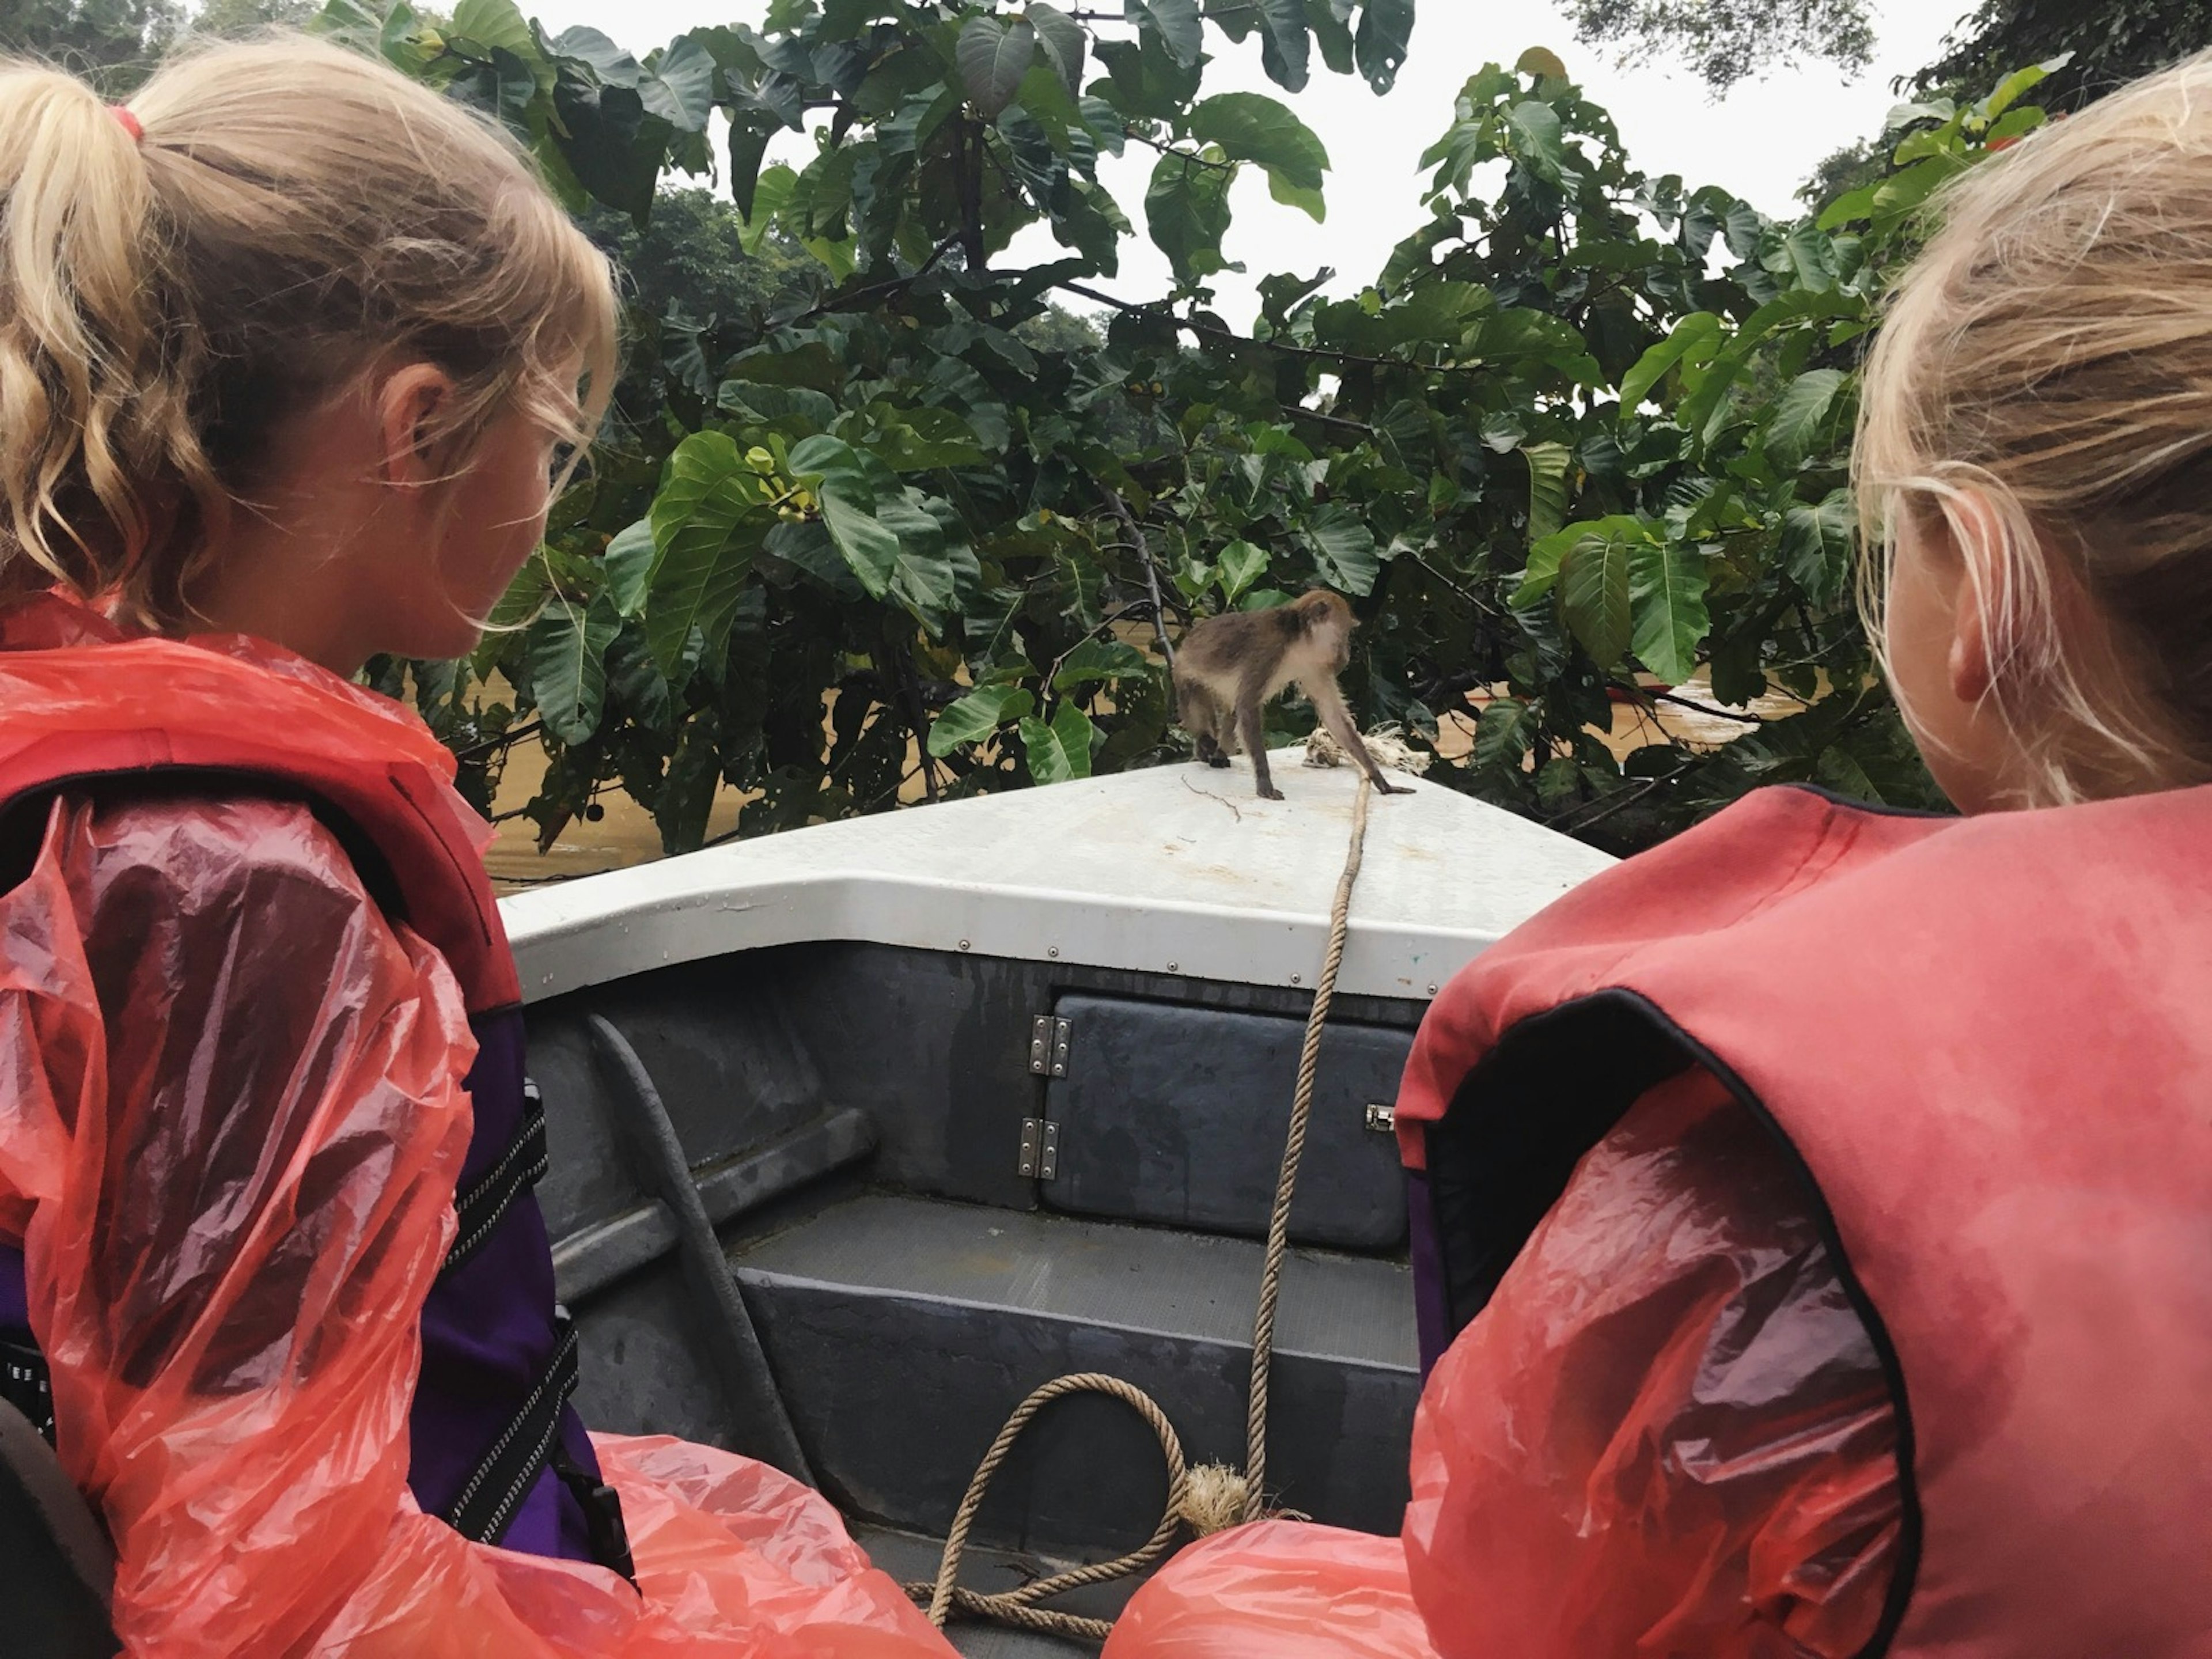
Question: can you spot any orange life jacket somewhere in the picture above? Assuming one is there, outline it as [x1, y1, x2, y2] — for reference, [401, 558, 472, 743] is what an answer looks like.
[0, 593, 629, 1573]
[1398, 783, 2212, 1655]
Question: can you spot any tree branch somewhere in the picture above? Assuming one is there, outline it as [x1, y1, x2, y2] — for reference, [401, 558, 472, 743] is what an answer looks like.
[1544, 760, 1694, 834]
[956, 114, 987, 272]
[1285, 405, 1377, 438]
[1648, 687, 1766, 725]
[1056, 280, 1489, 378]
[778, 236, 957, 326]
[1101, 486, 1178, 670]
[459, 718, 544, 762]
[1120, 127, 1238, 172]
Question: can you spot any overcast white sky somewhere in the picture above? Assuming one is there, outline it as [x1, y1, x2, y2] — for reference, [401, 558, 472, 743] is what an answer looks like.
[524, 1, 1967, 326]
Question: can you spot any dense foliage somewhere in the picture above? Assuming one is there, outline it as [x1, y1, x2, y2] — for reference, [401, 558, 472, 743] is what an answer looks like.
[316, 1, 2065, 859]
[4, 0, 2062, 857]
[1563, 0, 1874, 94]
[0, 0, 314, 86]
[1917, 0, 2212, 110]
[1557, 0, 2212, 104]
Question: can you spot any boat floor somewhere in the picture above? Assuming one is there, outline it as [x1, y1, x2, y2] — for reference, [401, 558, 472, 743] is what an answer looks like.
[854, 1524, 1124, 1656]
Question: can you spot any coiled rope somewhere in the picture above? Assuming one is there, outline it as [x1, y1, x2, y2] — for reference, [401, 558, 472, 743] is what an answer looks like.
[914, 775, 1376, 1642]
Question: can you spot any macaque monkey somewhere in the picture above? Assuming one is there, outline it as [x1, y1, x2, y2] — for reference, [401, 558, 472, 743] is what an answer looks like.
[1173, 590, 1415, 801]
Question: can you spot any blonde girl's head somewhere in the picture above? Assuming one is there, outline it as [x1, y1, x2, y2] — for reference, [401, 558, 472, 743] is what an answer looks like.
[1856, 51, 2212, 812]
[0, 35, 618, 639]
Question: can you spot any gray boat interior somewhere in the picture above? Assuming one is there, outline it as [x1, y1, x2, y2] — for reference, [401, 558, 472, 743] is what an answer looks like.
[540, 936, 1427, 1654]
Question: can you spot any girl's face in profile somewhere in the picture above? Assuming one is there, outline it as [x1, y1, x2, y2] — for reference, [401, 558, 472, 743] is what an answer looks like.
[406, 402, 565, 663]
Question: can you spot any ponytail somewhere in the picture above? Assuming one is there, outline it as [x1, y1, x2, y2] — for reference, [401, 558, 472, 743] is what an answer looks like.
[0, 67, 188, 610]
[0, 37, 619, 630]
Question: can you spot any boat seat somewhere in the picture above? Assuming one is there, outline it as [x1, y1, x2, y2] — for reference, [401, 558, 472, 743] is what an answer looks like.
[0, 1396, 118, 1657]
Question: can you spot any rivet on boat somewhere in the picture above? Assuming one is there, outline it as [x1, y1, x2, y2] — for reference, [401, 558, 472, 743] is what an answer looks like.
[958, 939, 971, 950]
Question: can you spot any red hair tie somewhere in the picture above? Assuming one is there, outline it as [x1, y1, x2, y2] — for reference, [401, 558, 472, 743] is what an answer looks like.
[109, 105, 143, 144]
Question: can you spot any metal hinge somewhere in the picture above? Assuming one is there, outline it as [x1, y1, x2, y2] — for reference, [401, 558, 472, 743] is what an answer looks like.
[1365, 1101, 1397, 1134]
[1028, 1014, 1071, 1078]
[1017, 1116, 1061, 1180]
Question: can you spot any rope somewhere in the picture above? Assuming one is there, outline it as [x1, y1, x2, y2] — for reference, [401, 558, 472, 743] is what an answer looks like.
[916, 775, 1377, 1639]
[1244, 775, 1371, 1520]
[914, 1374, 1190, 1643]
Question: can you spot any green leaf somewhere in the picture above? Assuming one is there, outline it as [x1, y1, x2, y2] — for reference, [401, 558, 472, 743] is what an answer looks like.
[1560, 525, 1634, 667]
[1816, 184, 1878, 232]
[1782, 487, 1856, 605]
[1353, 0, 1412, 92]
[1618, 312, 1721, 414]
[1054, 637, 1149, 689]
[601, 518, 657, 616]
[1522, 441, 1573, 539]
[1146, 147, 1237, 282]
[818, 491, 901, 598]
[1303, 505, 1380, 595]
[1782, 221, 1836, 292]
[1627, 539, 1710, 684]
[1306, 0, 1353, 73]
[639, 36, 716, 131]
[1029, 2, 1087, 92]
[1982, 59, 2059, 122]
[1513, 512, 1646, 609]
[929, 684, 1034, 756]
[1512, 537, 1565, 609]
[1473, 696, 1535, 770]
[1126, 0, 1203, 67]
[874, 489, 961, 626]
[529, 590, 620, 745]
[658, 717, 720, 855]
[739, 164, 798, 253]
[1205, 0, 1256, 41]
[1253, 0, 1310, 91]
[471, 552, 552, 677]
[1187, 92, 1328, 221]
[1022, 701, 1097, 783]
[450, 0, 535, 62]
[1766, 368, 1847, 472]
[957, 16, 1036, 120]
[647, 431, 769, 672]
[1505, 99, 1567, 183]
[1217, 539, 1268, 602]
[867, 405, 991, 470]
[1093, 35, 1205, 122]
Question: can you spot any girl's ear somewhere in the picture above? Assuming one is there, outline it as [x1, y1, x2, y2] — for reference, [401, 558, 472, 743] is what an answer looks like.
[1939, 488, 2007, 705]
[1948, 569, 1995, 704]
[374, 362, 458, 488]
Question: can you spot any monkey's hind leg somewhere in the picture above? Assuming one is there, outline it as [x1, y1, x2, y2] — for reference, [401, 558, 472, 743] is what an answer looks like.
[1309, 680, 1417, 796]
[1178, 680, 1232, 767]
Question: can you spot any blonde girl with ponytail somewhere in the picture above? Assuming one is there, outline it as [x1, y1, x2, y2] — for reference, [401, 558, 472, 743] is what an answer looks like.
[0, 36, 956, 1658]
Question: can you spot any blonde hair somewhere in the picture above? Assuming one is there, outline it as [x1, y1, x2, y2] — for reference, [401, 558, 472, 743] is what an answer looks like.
[0, 35, 618, 631]
[1857, 52, 2212, 806]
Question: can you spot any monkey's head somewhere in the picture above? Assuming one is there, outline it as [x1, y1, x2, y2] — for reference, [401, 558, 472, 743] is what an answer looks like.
[1293, 588, 1355, 669]
[1293, 589, 1354, 630]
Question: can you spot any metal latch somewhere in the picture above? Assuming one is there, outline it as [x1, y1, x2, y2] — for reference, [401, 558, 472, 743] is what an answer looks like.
[1028, 1014, 1071, 1078]
[1017, 1116, 1060, 1180]
[1364, 1101, 1396, 1133]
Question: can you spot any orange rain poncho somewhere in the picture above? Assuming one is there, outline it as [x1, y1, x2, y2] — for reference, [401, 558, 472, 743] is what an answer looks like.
[1105, 1071, 1897, 1659]
[0, 596, 956, 1657]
